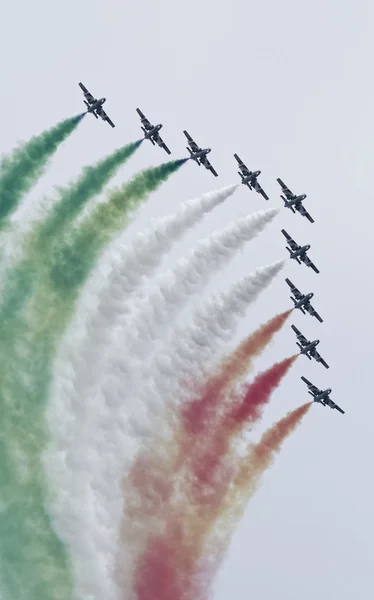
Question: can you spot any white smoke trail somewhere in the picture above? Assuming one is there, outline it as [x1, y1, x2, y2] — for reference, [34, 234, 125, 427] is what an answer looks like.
[114, 262, 284, 451]
[101, 207, 279, 392]
[166, 260, 285, 384]
[44, 208, 277, 600]
[65, 209, 278, 595]
[43, 184, 239, 600]
[62, 184, 238, 402]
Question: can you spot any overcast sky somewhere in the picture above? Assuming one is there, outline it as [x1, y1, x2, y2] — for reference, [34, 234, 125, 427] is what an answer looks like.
[1, 1, 373, 598]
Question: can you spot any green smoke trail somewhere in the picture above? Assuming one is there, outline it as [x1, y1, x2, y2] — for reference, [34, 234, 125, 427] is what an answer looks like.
[0, 139, 142, 341]
[48, 159, 187, 296]
[0, 157, 186, 600]
[34, 139, 142, 252]
[0, 114, 83, 227]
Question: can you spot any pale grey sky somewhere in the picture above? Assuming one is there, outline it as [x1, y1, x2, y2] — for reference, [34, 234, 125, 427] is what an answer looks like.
[1, 1, 373, 598]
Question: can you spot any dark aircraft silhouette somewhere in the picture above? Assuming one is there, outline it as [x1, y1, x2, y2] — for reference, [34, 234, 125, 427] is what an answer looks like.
[301, 376, 344, 414]
[78, 82, 115, 128]
[286, 278, 323, 322]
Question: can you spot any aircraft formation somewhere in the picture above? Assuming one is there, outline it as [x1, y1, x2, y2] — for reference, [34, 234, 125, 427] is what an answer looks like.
[79, 82, 343, 415]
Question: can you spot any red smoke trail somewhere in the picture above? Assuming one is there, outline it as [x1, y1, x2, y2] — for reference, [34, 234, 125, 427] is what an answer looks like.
[189, 403, 313, 587]
[181, 309, 292, 440]
[188, 355, 298, 505]
[219, 402, 312, 524]
[134, 519, 208, 600]
[132, 402, 311, 600]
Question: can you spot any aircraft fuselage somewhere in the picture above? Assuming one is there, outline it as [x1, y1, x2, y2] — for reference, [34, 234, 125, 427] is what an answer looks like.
[144, 124, 162, 139]
[241, 170, 261, 185]
[284, 194, 306, 207]
[290, 244, 310, 259]
[293, 292, 313, 308]
[299, 340, 319, 354]
[189, 148, 211, 162]
[315, 389, 332, 403]
[86, 98, 106, 113]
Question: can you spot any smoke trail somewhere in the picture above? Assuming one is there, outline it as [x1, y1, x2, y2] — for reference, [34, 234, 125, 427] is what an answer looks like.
[55, 184, 238, 408]
[134, 262, 284, 442]
[46, 213, 276, 599]
[0, 160, 187, 600]
[42, 185, 237, 600]
[33, 140, 142, 251]
[0, 158, 185, 338]
[181, 403, 312, 599]
[0, 114, 83, 226]
[182, 311, 293, 439]
[0, 140, 141, 329]
[89, 210, 279, 446]
[110, 208, 279, 369]
[47, 159, 187, 296]
[184, 356, 299, 504]
[215, 402, 312, 540]
[129, 368, 307, 600]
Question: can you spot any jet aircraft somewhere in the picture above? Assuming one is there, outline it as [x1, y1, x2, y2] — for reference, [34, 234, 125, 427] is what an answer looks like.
[281, 229, 319, 274]
[277, 178, 314, 223]
[291, 324, 329, 368]
[285, 278, 323, 322]
[234, 154, 269, 200]
[183, 130, 218, 177]
[301, 376, 344, 414]
[78, 82, 115, 128]
[136, 108, 171, 154]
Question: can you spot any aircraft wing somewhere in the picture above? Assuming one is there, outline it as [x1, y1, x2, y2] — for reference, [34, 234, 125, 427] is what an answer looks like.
[203, 157, 218, 177]
[296, 203, 315, 223]
[286, 278, 303, 299]
[325, 398, 345, 414]
[154, 132, 171, 155]
[300, 253, 319, 273]
[79, 82, 95, 104]
[305, 303, 323, 322]
[281, 229, 299, 251]
[136, 108, 152, 130]
[96, 106, 115, 128]
[253, 179, 269, 200]
[311, 349, 329, 369]
[301, 376, 320, 396]
[277, 178, 294, 200]
[183, 130, 200, 152]
[234, 153, 250, 175]
[291, 324, 308, 345]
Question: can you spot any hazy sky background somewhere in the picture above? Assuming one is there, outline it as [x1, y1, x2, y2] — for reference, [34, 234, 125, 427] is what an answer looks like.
[1, 1, 373, 598]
